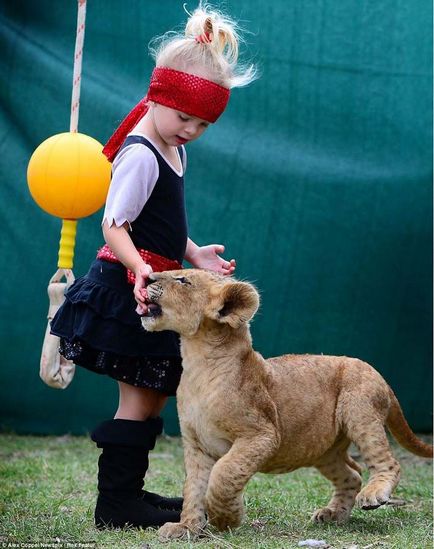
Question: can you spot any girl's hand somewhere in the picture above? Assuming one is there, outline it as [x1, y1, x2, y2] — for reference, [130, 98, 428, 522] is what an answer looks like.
[189, 244, 236, 276]
[134, 263, 153, 315]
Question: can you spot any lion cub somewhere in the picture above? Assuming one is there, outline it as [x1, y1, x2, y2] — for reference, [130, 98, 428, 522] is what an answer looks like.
[140, 269, 432, 540]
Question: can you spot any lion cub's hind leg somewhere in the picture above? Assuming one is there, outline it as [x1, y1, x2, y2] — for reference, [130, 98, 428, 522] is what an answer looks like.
[312, 445, 362, 524]
[346, 406, 400, 510]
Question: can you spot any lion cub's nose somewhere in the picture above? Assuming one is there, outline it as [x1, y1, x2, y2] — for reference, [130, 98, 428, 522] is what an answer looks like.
[145, 273, 157, 286]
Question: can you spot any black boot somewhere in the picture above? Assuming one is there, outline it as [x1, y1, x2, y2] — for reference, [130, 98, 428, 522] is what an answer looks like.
[91, 417, 182, 529]
[142, 489, 183, 511]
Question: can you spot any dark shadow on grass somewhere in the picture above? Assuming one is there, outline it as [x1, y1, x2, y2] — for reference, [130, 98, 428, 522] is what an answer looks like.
[308, 510, 416, 536]
[242, 507, 418, 539]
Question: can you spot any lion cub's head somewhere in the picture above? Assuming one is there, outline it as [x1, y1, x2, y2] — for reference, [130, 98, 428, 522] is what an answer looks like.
[140, 269, 260, 336]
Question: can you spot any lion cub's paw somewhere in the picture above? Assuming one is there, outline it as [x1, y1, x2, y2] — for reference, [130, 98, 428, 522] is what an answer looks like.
[158, 521, 202, 541]
[208, 512, 243, 531]
[356, 485, 391, 510]
[207, 502, 244, 531]
[311, 507, 350, 524]
[207, 495, 245, 531]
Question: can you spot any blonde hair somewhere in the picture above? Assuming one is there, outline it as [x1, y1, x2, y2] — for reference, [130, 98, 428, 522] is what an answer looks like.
[149, 2, 256, 89]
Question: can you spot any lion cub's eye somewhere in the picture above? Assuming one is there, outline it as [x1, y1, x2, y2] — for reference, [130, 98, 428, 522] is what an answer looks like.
[174, 276, 191, 285]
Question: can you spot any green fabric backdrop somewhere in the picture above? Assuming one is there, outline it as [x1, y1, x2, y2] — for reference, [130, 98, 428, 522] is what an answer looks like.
[0, 0, 432, 435]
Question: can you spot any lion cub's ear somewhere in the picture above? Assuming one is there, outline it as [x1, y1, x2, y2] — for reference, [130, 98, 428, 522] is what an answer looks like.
[207, 281, 260, 329]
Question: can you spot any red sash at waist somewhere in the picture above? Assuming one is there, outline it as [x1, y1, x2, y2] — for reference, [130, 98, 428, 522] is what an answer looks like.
[96, 244, 182, 285]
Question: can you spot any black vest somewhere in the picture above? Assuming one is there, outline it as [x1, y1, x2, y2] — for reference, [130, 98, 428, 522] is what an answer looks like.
[118, 135, 188, 263]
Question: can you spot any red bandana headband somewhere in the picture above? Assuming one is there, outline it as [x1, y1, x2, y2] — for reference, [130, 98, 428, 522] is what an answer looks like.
[103, 67, 230, 162]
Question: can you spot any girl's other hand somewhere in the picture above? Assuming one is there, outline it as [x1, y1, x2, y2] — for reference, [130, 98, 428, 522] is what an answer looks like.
[190, 244, 236, 276]
[134, 263, 153, 314]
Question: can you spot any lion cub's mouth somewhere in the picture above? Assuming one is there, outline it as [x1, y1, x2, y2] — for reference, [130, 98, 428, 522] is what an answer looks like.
[142, 302, 162, 318]
[142, 284, 163, 318]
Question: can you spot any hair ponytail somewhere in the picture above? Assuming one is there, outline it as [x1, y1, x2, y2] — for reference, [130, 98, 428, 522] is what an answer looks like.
[149, 2, 256, 89]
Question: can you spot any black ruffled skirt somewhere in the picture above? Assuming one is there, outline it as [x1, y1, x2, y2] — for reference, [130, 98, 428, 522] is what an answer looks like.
[50, 259, 182, 395]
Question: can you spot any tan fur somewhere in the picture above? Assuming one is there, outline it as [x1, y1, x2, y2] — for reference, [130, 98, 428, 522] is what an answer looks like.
[140, 269, 433, 540]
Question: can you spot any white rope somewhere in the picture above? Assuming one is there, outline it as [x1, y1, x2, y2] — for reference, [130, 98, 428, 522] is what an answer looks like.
[70, 0, 87, 132]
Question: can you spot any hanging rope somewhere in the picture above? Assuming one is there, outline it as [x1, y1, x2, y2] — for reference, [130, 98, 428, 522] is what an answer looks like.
[70, 0, 87, 133]
[40, 0, 87, 389]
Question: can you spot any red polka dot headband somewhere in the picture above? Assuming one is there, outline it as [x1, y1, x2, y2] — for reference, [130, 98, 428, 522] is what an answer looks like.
[103, 67, 230, 162]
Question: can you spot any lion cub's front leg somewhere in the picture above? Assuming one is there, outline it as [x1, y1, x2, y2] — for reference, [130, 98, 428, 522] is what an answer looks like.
[206, 434, 277, 531]
[158, 439, 215, 541]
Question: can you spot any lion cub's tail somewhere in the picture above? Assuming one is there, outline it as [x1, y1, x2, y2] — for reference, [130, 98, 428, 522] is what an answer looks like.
[386, 388, 433, 458]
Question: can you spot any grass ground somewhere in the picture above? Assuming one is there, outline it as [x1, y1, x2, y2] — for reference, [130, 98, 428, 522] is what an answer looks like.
[0, 433, 432, 549]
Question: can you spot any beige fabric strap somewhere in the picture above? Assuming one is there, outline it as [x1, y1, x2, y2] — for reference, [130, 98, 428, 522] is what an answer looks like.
[40, 269, 76, 389]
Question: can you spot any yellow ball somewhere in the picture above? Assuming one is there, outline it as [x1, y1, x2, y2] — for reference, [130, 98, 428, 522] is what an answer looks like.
[27, 132, 111, 219]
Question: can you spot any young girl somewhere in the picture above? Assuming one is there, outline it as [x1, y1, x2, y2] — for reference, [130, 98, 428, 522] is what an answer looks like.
[51, 2, 255, 530]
